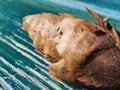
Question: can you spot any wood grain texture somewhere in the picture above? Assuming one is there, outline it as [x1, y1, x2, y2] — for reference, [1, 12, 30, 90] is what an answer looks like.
[0, 0, 120, 90]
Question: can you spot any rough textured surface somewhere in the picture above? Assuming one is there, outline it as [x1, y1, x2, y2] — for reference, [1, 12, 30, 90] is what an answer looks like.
[75, 46, 120, 90]
[1, 0, 120, 90]
[23, 8, 120, 90]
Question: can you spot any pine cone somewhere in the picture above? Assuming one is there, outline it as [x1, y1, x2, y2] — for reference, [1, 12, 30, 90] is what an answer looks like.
[23, 8, 120, 90]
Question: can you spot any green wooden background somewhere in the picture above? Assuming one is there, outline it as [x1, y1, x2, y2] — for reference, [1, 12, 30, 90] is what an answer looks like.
[0, 0, 120, 90]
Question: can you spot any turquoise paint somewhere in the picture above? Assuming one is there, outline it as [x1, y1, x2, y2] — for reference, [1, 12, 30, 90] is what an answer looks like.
[0, 0, 120, 90]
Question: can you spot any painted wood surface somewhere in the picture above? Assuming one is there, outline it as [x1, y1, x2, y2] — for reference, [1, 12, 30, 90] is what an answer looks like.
[0, 0, 120, 90]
